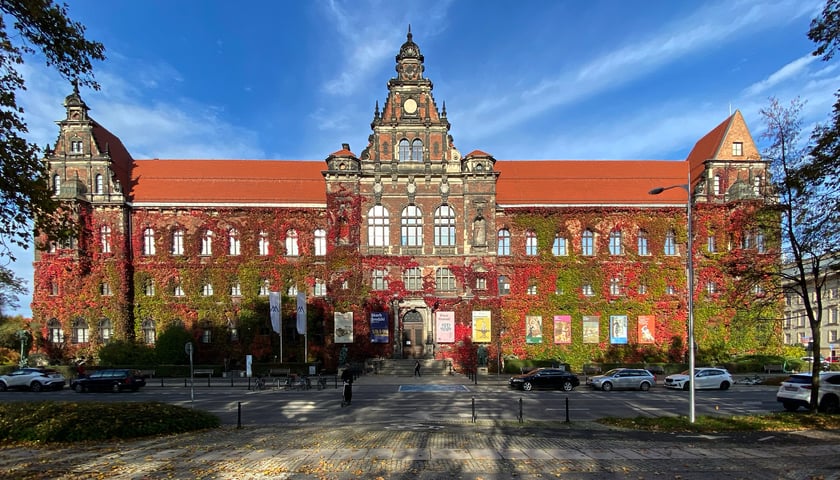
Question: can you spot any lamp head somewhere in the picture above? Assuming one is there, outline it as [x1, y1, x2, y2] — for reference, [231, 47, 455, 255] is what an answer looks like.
[648, 187, 665, 195]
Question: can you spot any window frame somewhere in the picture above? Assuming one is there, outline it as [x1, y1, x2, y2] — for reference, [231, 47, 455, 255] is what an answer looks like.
[581, 229, 595, 256]
[497, 228, 511, 256]
[368, 205, 390, 247]
[433, 205, 456, 247]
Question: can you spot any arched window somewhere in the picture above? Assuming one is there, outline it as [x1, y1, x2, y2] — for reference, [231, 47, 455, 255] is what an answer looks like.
[525, 230, 538, 256]
[401, 205, 423, 246]
[47, 318, 63, 343]
[398, 139, 410, 162]
[434, 205, 455, 246]
[228, 228, 240, 255]
[497, 229, 511, 255]
[202, 282, 214, 296]
[314, 228, 327, 256]
[98, 318, 112, 344]
[171, 228, 184, 255]
[142, 318, 156, 345]
[367, 205, 390, 247]
[94, 174, 104, 194]
[552, 233, 567, 256]
[53, 174, 61, 194]
[100, 225, 111, 254]
[71, 318, 89, 344]
[200, 320, 212, 344]
[142, 228, 156, 255]
[581, 229, 595, 256]
[411, 139, 423, 162]
[664, 230, 677, 256]
[609, 229, 622, 255]
[285, 229, 299, 256]
[258, 230, 270, 256]
[436, 268, 456, 292]
[637, 230, 649, 255]
[201, 230, 213, 256]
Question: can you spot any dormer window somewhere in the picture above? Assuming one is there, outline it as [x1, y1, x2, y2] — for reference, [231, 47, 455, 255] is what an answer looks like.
[70, 140, 83, 154]
[474, 162, 485, 172]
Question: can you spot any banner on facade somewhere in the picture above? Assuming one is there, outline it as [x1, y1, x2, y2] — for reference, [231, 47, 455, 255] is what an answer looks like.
[472, 310, 492, 343]
[334, 312, 353, 343]
[583, 315, 600, 343]
[526, 315, 543, 344]
[269, 291, 281, 334]
[638, 315, 656, 344]
[554, 315, 572, 344]
[296, 292, 307, 335]
[370, 311, 389, 343]
[610, 315, 628, 344]
[435, 311, 455, 343]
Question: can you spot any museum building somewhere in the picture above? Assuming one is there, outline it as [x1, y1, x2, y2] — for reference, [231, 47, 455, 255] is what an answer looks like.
[30, 32, 781, 369]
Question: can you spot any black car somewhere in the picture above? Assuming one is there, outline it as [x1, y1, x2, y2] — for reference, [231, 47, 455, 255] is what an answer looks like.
[509, 368, 580, 391]
[71, 369, 146, 393]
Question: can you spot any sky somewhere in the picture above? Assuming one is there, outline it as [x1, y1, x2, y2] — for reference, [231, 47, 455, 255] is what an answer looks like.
[3, 0, 836, 318]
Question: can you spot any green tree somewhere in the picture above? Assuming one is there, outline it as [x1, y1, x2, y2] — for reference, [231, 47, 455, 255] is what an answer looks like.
[154, 324, 193, 365]
[0, 0, 105, 260]
[0, 266, 26, 317]
[760, 97, 839, 412]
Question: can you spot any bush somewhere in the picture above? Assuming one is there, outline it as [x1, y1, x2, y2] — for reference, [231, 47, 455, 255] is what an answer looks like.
[0, 401, 219, 443]
[98, 340, 155, 366]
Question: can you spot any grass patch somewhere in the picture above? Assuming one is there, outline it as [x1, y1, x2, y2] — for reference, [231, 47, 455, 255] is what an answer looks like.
[598, 412, 840, 433]
[0, 401, 220, 443]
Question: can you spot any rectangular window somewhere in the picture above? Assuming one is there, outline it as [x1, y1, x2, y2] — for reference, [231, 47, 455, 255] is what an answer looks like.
[707, 235, 716, 253]
[259, 280, 270, 296]
[664, 231, 677, 256]
[231, 282, 241, 297]
[144, 280, 155, 297]
[637, 232, 649, 256]
[314, 280, 326, 296]
[403, 267, 422, 291]
[202, 283, 214, 296]
[525, 232, 538, 256]
[498, 275, 510, 295]
[101, 283, 112, 296]
[582, 283, 594, 296]
[174, 285, 184, 297]
[732, 142, 743, 156]
[476, 277, 487, 290]
[172, 230, 184, 256]
[314, 229, 327, 256]
[609, 277, 622, 296]
[372, 269, 388, 291]
[70, 140, 83, 154]
[581, 231, 594, 256]
[526, 284, 537, 295]
[552, 235, 567, 256]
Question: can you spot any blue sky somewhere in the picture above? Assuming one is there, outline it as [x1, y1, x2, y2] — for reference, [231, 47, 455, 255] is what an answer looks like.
[4, 0, 836, 317]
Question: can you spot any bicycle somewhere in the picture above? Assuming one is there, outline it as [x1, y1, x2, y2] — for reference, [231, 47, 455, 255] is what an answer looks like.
[252, 376, 266, 391]
[737, 375, 762, 385]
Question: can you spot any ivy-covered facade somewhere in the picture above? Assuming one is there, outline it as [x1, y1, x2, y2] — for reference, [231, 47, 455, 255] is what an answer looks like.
[31, 31, 782, 370]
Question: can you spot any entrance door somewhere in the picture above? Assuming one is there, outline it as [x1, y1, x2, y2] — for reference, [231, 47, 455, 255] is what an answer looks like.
[403, 309, 424, 358]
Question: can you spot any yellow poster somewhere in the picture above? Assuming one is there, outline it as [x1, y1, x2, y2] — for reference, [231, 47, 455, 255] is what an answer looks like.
[472, 310, 492, 343]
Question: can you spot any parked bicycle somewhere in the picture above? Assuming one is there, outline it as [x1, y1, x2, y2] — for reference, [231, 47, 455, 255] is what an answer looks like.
[736, 375, 763, 385]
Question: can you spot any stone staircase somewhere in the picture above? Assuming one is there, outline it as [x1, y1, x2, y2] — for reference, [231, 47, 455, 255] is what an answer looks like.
[375, 358, 452, 376]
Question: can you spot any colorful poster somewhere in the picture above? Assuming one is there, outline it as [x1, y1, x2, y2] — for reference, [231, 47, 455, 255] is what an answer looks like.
[610, 315, 628, 344]
[334, 312, 353, 343]
[583, 315, 600, 344]
[554, 315, 572, 344]
[435, 311, 455, 343]
[638, 315, 656, 344]
[526, 316, 543, 344]
[370, 311, 389, 343]
[472, 310, 492, 343]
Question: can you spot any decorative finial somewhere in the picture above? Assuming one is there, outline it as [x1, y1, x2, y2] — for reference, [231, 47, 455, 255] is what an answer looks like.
[73, 78, 79, 95]
[375, 100, 380, 118]
[442, 101, 447, 117]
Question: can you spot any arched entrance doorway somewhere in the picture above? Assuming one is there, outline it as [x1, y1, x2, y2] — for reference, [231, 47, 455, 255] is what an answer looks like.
[403, 309, 425, 358]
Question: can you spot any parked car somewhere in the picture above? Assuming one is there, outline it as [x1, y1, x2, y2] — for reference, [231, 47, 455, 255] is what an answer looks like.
[588, 368, 656, 391]
[776, 372, 840, 413]
[0, 368, 66, 392]
[508, 368, 580, 391]
[664, 367, 733, 391]
[71, 369, 146, 393]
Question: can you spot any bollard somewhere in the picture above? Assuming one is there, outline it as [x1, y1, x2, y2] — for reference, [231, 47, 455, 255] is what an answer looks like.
[565, 396, 570, 423]
[474, 368, 478, 385]
[237, 402, 242, 429]
[518, 397, 523, 423]
[471, 396, 476, 423]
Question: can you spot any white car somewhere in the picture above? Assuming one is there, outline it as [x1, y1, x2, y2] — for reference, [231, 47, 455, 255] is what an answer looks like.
[0, 368, 66, 392]
[664, 367, 732, 391]
[776, 372, 840, 413]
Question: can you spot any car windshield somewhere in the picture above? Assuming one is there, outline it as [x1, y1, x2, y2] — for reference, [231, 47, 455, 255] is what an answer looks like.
[603, 369, 621, 376]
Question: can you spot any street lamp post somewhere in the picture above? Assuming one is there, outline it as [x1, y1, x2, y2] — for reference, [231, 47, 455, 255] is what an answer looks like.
[17, 330, 28, 368]
[649, 180, 695, 423]
[497, 327, 506, 376]
[391, 296, 401, 360]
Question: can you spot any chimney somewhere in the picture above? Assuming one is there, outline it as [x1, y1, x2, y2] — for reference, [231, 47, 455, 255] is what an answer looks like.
[342, 143, 350, 151]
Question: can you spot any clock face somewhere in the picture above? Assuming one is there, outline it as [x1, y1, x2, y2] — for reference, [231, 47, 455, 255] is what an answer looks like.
[403, 98, 418, 114]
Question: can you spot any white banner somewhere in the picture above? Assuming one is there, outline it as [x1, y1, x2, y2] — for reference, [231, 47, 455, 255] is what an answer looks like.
[296, 292, 307, 335]
[334, 311, 354, 343]
[435, 311, 455, 343]
[269, 292, 281, 334]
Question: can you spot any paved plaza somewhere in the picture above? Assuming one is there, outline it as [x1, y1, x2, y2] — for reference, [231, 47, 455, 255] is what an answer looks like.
[2, 373, 840, 479]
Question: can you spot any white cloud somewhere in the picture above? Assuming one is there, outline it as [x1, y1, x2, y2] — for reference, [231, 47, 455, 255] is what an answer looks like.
[742, 55, 819, 97]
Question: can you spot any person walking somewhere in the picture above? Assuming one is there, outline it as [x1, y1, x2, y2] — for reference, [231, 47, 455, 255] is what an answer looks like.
[340, 365, 353, 407]
[414, 359, 421, 377]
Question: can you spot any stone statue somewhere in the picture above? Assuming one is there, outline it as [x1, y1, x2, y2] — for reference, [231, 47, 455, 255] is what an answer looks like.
[472, 214, 486, 246]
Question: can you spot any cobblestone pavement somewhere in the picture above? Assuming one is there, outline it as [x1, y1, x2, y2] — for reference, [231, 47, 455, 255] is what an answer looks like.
[2, 419, 840, 479]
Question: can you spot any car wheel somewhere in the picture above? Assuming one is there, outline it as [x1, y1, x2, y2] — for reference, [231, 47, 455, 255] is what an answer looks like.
[819, 395, 839, 414]
[601, 382, 613, 392]
[639, 382, 651, 391]
[75, 383, 85, 393]
[562, 381, 574, 391]
[111, 383, 121, 393]
[30, 381, 43, 392]
[782, 401, 798, 412]
[719, 381, 730, 391]
[682, 382, 690, 391]
[0, 382, 7, 392]
[523, 382, 533, 391]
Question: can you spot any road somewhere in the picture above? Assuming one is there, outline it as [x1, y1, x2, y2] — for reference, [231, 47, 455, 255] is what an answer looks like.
[1, 375, 782, 426]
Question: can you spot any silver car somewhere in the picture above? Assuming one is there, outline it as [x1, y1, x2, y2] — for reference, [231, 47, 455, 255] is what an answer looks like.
[589, 368, 656, 391]
[0, 368, 66, 392]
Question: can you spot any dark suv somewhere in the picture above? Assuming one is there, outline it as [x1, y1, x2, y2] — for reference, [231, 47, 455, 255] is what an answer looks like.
[71, 369, 147, 393]
[508, 368, 580, 391]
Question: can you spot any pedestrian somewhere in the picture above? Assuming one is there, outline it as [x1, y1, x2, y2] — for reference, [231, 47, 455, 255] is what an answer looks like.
[414, 359, 421, 377]
[340, 364, 353, 406]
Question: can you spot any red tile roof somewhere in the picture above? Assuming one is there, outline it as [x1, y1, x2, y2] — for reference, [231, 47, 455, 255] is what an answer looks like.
[495, 160, 689, 205]
[686, 113, 733, 190]
[130, 160, 326, 205]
